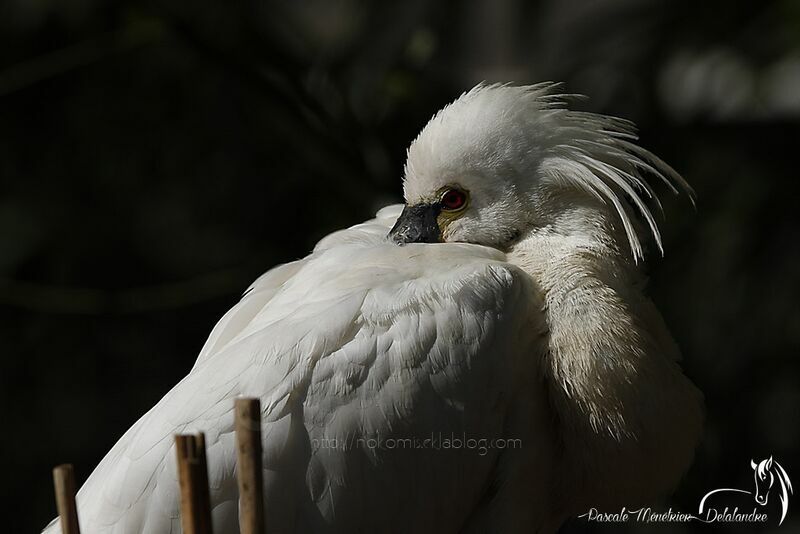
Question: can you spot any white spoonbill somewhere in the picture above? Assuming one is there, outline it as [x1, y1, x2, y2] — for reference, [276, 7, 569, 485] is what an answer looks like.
[44, 83, 703, 534]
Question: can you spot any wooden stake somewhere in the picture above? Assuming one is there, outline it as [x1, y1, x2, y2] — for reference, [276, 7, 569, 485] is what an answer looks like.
[52, 464, 81, 534]
[235, 398, 265, 534]
[175, 433, 213, 534]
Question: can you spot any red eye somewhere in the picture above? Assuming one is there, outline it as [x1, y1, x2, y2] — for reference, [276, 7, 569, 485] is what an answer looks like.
[440, 188, 468, 211]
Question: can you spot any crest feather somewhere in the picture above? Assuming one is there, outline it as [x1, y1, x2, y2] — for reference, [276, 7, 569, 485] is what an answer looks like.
[522, 83, 693, 262]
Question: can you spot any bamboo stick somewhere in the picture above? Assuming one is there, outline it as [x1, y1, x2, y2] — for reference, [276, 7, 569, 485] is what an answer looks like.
[175, 433, 213, 534]
[52, 464, 81, 534]
[235, 398, 265, 534]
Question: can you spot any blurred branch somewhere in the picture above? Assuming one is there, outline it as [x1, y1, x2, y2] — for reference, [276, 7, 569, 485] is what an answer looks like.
[157, 4, 357, 156]
[150, 2, 380, 205]
[0, 265, 255, 314]
[0, 17, 166, 98]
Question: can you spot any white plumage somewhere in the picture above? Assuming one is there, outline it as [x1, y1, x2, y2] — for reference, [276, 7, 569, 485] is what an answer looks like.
[44, 83, 703, 534]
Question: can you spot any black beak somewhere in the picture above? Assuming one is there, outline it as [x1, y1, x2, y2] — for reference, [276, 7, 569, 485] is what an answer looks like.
[388, 203, 442, 245]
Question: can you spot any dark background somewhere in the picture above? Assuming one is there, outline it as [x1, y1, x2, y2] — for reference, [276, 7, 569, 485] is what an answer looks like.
[1, 0, 798, 532]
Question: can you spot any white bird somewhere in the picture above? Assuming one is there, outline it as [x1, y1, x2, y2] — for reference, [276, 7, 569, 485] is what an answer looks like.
[44, 83, 703, 534]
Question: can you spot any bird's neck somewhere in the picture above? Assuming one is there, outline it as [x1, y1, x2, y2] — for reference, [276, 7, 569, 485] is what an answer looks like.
[508, 202, 702, 517]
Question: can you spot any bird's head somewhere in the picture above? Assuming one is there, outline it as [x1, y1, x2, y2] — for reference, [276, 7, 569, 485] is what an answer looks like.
[388, 83, 692, 262]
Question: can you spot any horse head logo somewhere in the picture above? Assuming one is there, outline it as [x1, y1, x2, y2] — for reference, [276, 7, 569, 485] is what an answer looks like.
[752, 457, 775, 505]
[699, 456, 793, 526]
[751, 456, 793, 522]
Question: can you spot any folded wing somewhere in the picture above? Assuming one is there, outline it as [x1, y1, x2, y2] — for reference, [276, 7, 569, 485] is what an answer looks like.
[45, 205, 545, 534]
